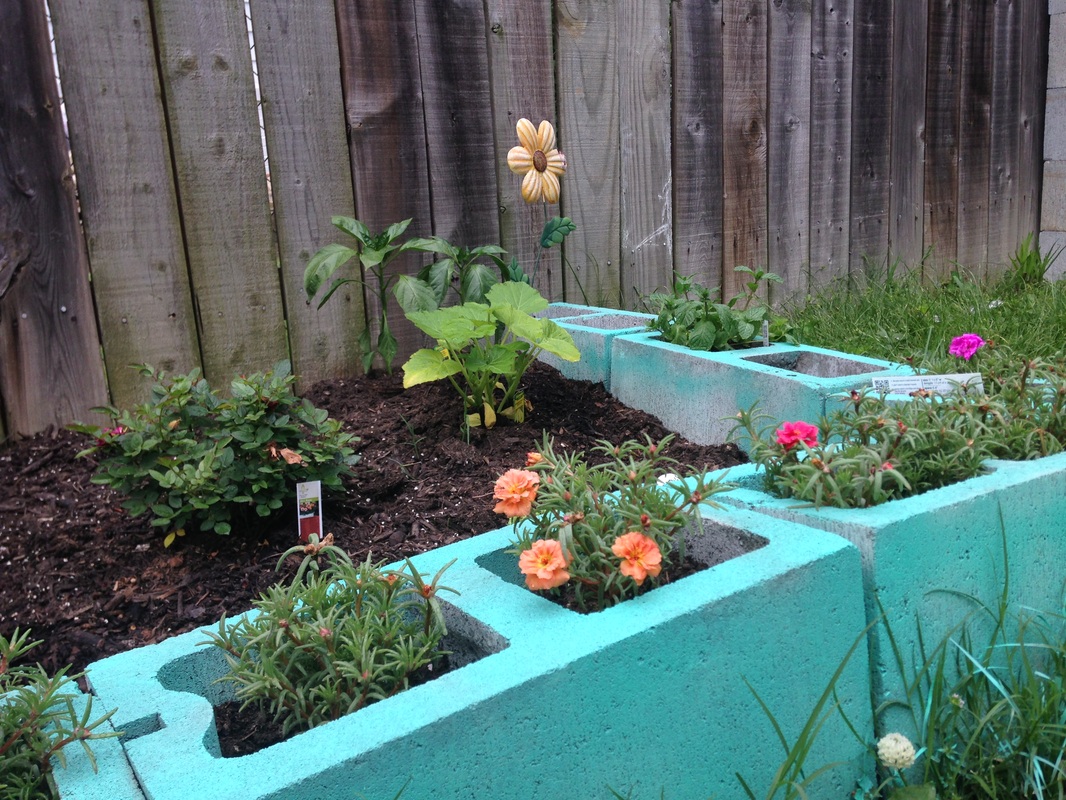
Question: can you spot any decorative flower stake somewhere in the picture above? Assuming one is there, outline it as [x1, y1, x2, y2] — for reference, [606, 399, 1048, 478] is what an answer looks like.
[507, 118, 567, 204]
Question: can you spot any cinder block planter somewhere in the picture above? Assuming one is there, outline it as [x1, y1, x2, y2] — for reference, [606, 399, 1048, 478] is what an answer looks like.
[537, 306, 654, 388]
[57, 506, 872, 800]
[610, 332, 903, 448]
[708, 453, 1066, 725]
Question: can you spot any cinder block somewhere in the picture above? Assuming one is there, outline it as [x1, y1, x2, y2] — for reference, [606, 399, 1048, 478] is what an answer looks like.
[1041, 160, 1066, 230]
[537, 310, 654, 388]
[1039, 230, 1066, 280]
[609, 332, 904, 449]
[57, 508, 871, 800]
[1045, 89, 1066, 162]
[708, 452, 1066, 736]
[1049, 13, 1066, 88]
[1052, 2, 1066, 19]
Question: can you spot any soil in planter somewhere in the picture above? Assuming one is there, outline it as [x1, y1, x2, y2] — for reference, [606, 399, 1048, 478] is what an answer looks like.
[0, 362, 745, 676]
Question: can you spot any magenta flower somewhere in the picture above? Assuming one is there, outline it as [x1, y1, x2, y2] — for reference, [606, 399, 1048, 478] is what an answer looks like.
[775, 421, 819, 451]
[948, 334, 985, 361]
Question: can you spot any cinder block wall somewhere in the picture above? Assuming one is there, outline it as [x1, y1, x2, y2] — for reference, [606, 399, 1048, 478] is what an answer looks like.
[1043, 0, 1066, 278]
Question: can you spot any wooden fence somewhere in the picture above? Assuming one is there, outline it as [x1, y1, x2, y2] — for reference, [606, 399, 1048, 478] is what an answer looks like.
[0, 0, 1050, 438]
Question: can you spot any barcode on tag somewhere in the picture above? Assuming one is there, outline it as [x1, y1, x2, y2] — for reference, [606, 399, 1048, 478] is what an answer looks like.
[870, 373, 984, 396]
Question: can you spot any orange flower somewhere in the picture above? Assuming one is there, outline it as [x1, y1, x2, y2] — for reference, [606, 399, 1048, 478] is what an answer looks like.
[525, 451, 544, 467]
[493, 469, 540, 517]
[611, 532, 663, 585]
[518, 539, 570, 590]
[507, 118, 567, 204]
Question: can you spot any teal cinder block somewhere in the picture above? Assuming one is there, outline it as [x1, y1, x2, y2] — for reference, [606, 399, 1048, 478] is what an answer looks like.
[708, 454, 1066, 735]
[58, 507, 872, 800]
[538, 310, 654, 388]
[610, 332, 904, 449]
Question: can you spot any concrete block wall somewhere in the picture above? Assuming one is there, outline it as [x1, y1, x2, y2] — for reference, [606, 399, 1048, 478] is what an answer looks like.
[1043, 1, 1066, 279]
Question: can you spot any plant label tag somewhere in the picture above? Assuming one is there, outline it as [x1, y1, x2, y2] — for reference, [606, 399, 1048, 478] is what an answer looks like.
[296, 480, 322, 543]
[870, 373, 984, 396]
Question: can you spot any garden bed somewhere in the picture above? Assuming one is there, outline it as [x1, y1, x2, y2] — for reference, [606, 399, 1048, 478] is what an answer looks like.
[0, 361, 745, 676]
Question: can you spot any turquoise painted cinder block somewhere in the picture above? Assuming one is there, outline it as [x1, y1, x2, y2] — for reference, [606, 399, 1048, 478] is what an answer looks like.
[707, 454, 1066, 734]
[610, 332, 904, 449]
[537, 310, 654, 388]
[57, 507, 872, 800]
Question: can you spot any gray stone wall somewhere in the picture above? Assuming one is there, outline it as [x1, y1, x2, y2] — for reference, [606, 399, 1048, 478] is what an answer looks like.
[1043, 0, 1066, 278]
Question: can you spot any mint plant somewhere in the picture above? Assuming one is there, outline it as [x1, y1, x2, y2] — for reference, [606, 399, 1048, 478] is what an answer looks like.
[202, 538, 456, 736]
[401, 281, 580, 429]
[644, 267, 794, 351]
[1, 629, 119, 800]
[70, 362, 358, 542]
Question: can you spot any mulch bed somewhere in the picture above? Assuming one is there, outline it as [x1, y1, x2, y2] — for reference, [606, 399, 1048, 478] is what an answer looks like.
[0, 361, 745, 677]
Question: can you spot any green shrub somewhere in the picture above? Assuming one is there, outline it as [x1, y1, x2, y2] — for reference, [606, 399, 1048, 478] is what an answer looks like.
[0, 629, 119, 800]
[71, 361, 358, 541]
[202, 537, 456, 736]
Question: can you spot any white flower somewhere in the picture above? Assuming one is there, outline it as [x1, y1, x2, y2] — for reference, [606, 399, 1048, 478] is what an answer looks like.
[656, 473, 680, 487]
[877, 732, 916, 770]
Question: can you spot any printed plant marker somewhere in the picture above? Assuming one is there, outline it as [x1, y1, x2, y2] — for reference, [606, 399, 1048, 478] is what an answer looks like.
[297, 480, 323, 543]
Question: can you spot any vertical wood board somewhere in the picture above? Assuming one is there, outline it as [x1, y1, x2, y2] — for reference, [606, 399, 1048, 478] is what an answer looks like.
[672, 0, 725, 292]
[248, 0, 362, 386]
[151, 0, 288, 382]
[888, 0, 928, 270]
[484, 0, 561, 300]
[0, 0, 108, 436]
[808, 0, 853, 290]
[956, 0, 994, 271]
[924, 0, 962, 274]
[48, 0, 200, 408]
[556, 0, 622, 306]
[336, 0, 433, 369]
[767, 0, 812, 299]
[988, 0, 1020, 266]
[1017, 0, 1048, 241]
[849, 0, 893, 269]
[618, 0, 673, 306]
[722, 0, 769, 298]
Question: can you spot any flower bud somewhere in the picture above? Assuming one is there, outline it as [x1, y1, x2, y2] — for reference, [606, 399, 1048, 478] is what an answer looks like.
[319, 627, 332, 639]
[640, 513, 651, 528]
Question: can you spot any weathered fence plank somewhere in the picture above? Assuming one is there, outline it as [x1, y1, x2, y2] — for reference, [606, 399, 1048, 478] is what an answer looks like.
[484, 0, 561, 300]
[988, 0, 1021, 266]
[415, 0, 500, 250]
[767, 0, 812, 298]
[556, 0, 622, 306]
[335, 0, 432, 368]
[849, 0, 893, 269]
[1018, 0, 1048, 243]
[808, 0, 853, 290]
[48, 0, 200, 409]
[150, 0, 288, 382]
[722, 0, 769, 298]
[889, 0, 928, 269]
[925, 0, 962, 273]
[956, 0, 994, 271]
[672, 0, 725, 292]
[0, 0, 108, 437]
[618, 0, 673, 307]
[248, 0, 362, 385]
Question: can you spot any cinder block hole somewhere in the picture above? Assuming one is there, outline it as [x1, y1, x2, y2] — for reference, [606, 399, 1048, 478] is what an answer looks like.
[475, 520, 768, 605]
[537, 304, 598, 319]
[118, 712, 165, 743]
[742, 350, 880, 378]
[562, 313, 650, 330]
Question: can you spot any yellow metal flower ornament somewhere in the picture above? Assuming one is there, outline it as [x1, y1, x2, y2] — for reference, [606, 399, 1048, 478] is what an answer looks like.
[507, 118, 567, 204]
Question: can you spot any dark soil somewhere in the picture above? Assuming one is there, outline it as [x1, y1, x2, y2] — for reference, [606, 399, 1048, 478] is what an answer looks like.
[0, 362, 745, 677]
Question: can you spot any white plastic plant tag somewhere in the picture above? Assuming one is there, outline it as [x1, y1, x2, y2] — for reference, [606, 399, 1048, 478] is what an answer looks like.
[296, 480, 323, 543]
[870, 373, 984, 396]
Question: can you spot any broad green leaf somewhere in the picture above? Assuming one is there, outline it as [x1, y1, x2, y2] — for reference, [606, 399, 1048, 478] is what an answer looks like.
[393, 275, 441, 314]
[402, 348, 463, 388]
[383, 218, 413, 244]
[378, 324, 398, 374]
[493, 305, 543, 341]
[359, 246, 389, 270]
[533, 319, 580, 361]
[688, 319, 722, 351]
[304, 243, 356, 299]
[407, 304, 493, 342]
[358, 327, 374, 374]
[486, 281, 549, 315]
[470, 244, 507, 257]
[422, 259, 456, 304]
[736, 320, 756, 341]
[331, 215, 370, 243]
[540, 216, 576, 248]
[407, 235, 456, 258]
[465, 344, 517, 374]
[459, 263, 498, 304]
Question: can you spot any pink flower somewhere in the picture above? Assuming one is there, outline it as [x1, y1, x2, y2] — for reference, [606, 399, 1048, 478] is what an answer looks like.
[519, 539, 570, 590]
[611, 532, 663, 586]
[493, 469, 540, 517]
[775, 421, 819, 451]
[948, 333, 985, 360]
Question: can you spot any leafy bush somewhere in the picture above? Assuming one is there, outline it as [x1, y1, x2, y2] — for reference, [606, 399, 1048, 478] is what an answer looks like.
[202, 537, 456, 736]
[1, 629, 119, 800]
[71, 361, 358, 541]
[495, 435, 732, 612]
[401, 281, 579, 429]
[733, 389, 995, 509]
[644, 267, 794, 351]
